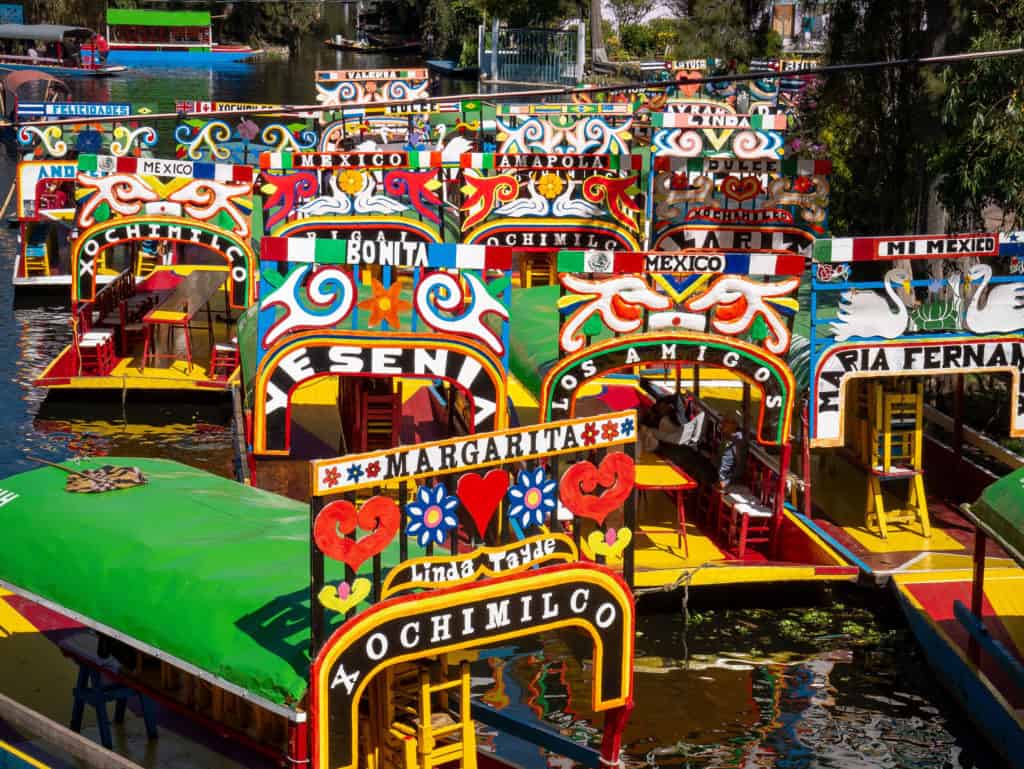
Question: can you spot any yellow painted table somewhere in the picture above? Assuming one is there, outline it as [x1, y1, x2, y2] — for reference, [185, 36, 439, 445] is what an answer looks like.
[636, 453, 697, 555]
[141, 271, 227, 372]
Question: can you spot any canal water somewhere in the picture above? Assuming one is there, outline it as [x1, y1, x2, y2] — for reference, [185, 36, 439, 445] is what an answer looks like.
[0, 21, 1007, 769]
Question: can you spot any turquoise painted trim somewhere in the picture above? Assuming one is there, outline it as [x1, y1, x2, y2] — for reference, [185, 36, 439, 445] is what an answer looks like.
[788, 506, 873, 577]
[953, 600, 1024, 691]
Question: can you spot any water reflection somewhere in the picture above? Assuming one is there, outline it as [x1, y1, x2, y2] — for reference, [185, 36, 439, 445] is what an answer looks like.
[471, 601, 999, 769]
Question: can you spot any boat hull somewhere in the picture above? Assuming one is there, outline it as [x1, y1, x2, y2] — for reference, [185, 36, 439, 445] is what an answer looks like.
[93, 46, 260, 67]
[0, 61, 125, 78]
[893, 573, 1024, 769]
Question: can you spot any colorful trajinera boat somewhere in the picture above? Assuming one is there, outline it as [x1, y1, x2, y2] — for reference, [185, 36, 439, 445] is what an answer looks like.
[12, 102, 158, 296]
[0, 24, 125, 77]
[0, 453, 635, 768]
[83, 8, 261, 67]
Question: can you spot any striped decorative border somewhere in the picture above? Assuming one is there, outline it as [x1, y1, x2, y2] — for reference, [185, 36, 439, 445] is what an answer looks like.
[813, 233, 1009, 263]
[555, 248, 805, 276]
[315, 68, 428, 82]
[652, 155, 832, 176]
[651, 112, 788, 130]
[259, 151, 641, 171]
[78, 153, 253, 182]
[18, 102, 132, 119]
[259, 238, 514, 270]
[497, 103, 634, 115]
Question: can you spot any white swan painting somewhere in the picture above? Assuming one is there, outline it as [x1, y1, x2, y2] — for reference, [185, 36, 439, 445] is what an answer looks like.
[964, 264, 1024, 334]
[830, 268, 912, 341]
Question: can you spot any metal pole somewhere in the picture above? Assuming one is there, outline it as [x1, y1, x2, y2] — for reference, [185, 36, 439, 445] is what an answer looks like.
[491, 16, 500, 81]
[969, 530, 987, 665]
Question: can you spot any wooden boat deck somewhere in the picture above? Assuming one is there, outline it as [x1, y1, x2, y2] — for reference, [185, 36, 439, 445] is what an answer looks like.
[805, 451, 1017, 582]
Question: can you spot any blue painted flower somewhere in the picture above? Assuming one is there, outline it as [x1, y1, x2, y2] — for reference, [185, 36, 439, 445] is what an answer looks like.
[620, 417, 635, 437]
[507, 467, 557, 528]
[405, 483, 459, 546]
[346, 464, 364, 483]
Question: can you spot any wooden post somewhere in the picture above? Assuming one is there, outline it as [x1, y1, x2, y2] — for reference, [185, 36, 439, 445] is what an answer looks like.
[968, 529, 987, 665]
[599, 703, 632, 766]
[953, 374, 965, 482]
[310, 496, 326, 660]
[802, 401, 812, 519]
[623, 442, 636, 589]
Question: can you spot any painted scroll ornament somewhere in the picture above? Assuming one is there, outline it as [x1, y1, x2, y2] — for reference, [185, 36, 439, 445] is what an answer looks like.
[260, 264, 356, 348]
[313, 496, 401, 570]
[414, 272, 509, 355]
[558, 453, 636, 525]
[558, 274, 670, 354]
[456, 469, 510, 537]
[686, 276, 800, 355]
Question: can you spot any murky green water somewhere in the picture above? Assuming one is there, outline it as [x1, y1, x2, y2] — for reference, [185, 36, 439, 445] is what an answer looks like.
[0, 21, 1007, 769]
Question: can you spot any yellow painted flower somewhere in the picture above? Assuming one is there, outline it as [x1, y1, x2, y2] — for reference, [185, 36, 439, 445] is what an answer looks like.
[537, 172, 564, 199]
[337, 169, 364, 195]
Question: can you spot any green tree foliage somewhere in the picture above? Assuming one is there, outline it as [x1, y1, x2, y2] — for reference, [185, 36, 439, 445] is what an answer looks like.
[424, 0, 484, 62]
[608, 0, 655, 29]
[793, 1, 943, 234]
[932, 1, 1024, 228]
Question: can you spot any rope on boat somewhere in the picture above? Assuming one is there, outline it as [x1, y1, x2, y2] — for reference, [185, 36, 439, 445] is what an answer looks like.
[0, 181, 16, 219]
[3, 47, 1024, 129]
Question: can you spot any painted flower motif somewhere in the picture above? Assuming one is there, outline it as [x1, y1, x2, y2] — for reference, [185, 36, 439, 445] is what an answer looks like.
[792, 176, 814, 193]
[323, 466, 341, 488]
[581, 422, 598, 446]
[346, 464, 364, 483]
[507, 467, 557, 528]
[537, 172, 565, 200]
[338, 169, 365, 195]
[600, 421, 619, 441]
[405, 484, 460, 546]
[358, 278, 412, 328]
[620, 417, 634, 437]
[366, 461, 381, 478]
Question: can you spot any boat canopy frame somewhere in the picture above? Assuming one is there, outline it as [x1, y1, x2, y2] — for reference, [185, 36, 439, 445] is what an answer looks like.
[0, 24, 95, 43]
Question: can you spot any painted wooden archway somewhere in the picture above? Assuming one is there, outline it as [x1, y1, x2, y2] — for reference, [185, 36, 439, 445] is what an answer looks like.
[539, 331, 796, 445]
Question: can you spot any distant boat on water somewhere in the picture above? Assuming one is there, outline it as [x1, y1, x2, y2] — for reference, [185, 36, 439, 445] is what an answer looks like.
[82, 8, 261, 67]
[0, 25, 125, 78]
[427, 59, 479, 79]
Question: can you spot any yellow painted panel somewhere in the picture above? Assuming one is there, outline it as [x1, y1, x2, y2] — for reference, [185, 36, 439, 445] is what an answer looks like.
[0, 598, 39, 637]
[905, 553, 1016, 572]
[843, 522, 963, 554]
[634, 524, 726, 569]
[984, 574, 1024, 656]
[292, 376, 340, 406]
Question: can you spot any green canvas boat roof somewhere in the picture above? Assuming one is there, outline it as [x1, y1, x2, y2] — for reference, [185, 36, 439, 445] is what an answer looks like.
[0, 458, 389, 716]
[970, 468, 1024, 567]
[107, 9, 211, 27]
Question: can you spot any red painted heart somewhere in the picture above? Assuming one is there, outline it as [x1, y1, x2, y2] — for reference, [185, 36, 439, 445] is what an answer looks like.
[457, 469, 510, 537]
[720, 175, 762, 202]
[314, 496, 400, 571]
[559, 453, 636, 525]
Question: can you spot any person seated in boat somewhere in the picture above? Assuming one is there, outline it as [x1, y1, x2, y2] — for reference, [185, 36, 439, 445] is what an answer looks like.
[715, 415, 748, 491]
[639, 392, 704, 465]
[26, 43, 39, 59]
